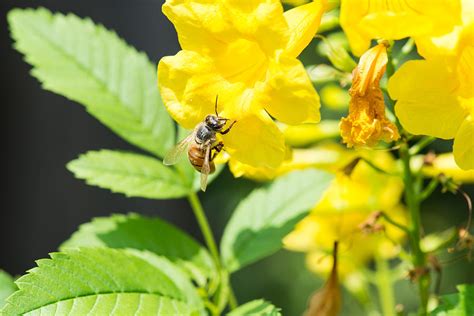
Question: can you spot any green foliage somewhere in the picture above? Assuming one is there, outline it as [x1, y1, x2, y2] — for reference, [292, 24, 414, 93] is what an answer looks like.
[8, 8, 174, 158]
[67, 150, 192, 199]
[1, 248, 203, 315]
[61, 213, 216, 287]
[431, 284, 474, 316]
[220, 169, 334, 272]
[227, 299, 281, 316]
[0, 270, 16, 309]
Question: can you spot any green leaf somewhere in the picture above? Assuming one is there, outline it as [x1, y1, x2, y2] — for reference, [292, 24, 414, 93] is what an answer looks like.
[1, 248, 203, 315]
[67, 150, 191, 199]
[220, 169, 334, 272]
[0, 270, 16, 309]
[227, 299, 281, 316]
[431, 284, 474, 316]
[60, 213, 216, 287]
[8, 8, 174, 157]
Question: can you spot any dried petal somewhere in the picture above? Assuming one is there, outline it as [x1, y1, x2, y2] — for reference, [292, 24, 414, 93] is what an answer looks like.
[340, 43, 400, 147]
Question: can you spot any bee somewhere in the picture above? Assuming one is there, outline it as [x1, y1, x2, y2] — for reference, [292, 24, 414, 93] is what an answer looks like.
[163, 96, 236, 192]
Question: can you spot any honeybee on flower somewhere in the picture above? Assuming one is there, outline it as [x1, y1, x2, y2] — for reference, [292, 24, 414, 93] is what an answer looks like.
[158, 0, 327, 169]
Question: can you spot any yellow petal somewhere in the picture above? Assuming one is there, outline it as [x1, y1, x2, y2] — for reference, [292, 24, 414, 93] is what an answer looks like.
[162, 0, 234, 54]
[457, 43, 474, 99]
[212, 38, 269, 87]
[283, 1, 327, 58]
[341, 0, 462, 56]
[454, 115, 474, 170]
[221, 0, 289, 54]
[255, 55, 321, 124]
[388, 60, 466, 139]
[158, 50, 245, 129]
[222, 111, 286, 168]
[415, 0, 474, 59]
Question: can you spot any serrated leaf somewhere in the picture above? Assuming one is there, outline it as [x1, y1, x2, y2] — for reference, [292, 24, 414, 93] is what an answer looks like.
[220, 169, 334, 272]
[0, 270, 16, 309]
[227, 299, 282, 316]
[1, 248, 203, 315]
[27, 294, 190, 316]
[8, 8, 174, 157]
[67, 150, 191, 199]
[431, 284, 474, 316]
[60, 213, 216, 287]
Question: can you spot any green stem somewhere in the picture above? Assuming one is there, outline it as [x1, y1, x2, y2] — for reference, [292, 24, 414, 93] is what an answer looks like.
[385, 45, 430, 314]
[375, 257, 396, 316]
[187, 192, 238, 310]
[399, 143, 430, 315]
[420, 178, 439, 202]
[409, 137, 436, 156]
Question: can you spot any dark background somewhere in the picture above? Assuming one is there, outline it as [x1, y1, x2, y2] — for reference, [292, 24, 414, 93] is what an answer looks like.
[0, 0, 190, 274]
[1, 1, 473, 315]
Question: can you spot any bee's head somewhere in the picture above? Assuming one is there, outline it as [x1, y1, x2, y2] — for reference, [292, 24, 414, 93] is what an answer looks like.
[205, 114, 227, 130]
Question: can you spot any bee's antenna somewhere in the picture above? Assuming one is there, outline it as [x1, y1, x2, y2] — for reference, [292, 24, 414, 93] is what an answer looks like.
[215, 95, 219, 116]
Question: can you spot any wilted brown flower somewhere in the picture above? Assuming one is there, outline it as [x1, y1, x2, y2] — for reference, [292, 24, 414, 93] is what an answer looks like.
[305, 241, 341, 316]
[340, 43, 400, 147]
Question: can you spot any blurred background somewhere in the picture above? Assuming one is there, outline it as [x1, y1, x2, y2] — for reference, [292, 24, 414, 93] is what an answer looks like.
[1, 1, 473, 315]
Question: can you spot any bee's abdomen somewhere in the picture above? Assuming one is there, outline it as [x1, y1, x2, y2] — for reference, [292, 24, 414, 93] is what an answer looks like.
[188, 145, 215, 173]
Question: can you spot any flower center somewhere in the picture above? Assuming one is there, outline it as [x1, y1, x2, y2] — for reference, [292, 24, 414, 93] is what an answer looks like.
[213, 39, 268, 86]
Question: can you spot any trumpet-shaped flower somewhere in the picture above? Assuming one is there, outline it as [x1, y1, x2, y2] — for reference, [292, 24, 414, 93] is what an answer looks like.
[158, 0, 326, 168]
[340, 43, 400, 148]
[283, 148, 406, 280]
[285, 205, 406, 279]
[388, 22, 474, 170]
[340, 0, 462, 56]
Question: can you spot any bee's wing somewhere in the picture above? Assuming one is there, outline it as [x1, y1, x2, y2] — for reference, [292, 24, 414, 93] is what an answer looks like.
[163, 132, 195, 166]
[200, 144, 212, 192]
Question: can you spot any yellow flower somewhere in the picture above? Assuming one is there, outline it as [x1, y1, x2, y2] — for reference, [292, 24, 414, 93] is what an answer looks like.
[340, 0, 462, 56]
[285, 205, 406, 279]
[283, 148, 406, 280]
[158, 0, 326, 168]
[340, 43, 400, 148]
[388, 23, 474, 170]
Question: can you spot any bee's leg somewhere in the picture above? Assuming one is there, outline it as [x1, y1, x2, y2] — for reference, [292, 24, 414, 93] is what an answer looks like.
[219, 120, 237, 135]
[211, 141, 224, 161]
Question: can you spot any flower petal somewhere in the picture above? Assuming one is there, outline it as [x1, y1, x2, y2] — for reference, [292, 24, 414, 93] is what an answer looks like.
[415, 0, 474, 59]
[389, 60, 466, 139]
[457, 43, 474, 99]
[283, 0, 327, 58]
[454, 115, 474, 170]
[341, 0, 462, 56]
[162, 0, 234, 54]
[221, 0, 289, 54]
[222, 111, 286, 168]
[256, 55, 321, 124]
[158, 50, 243, 128]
